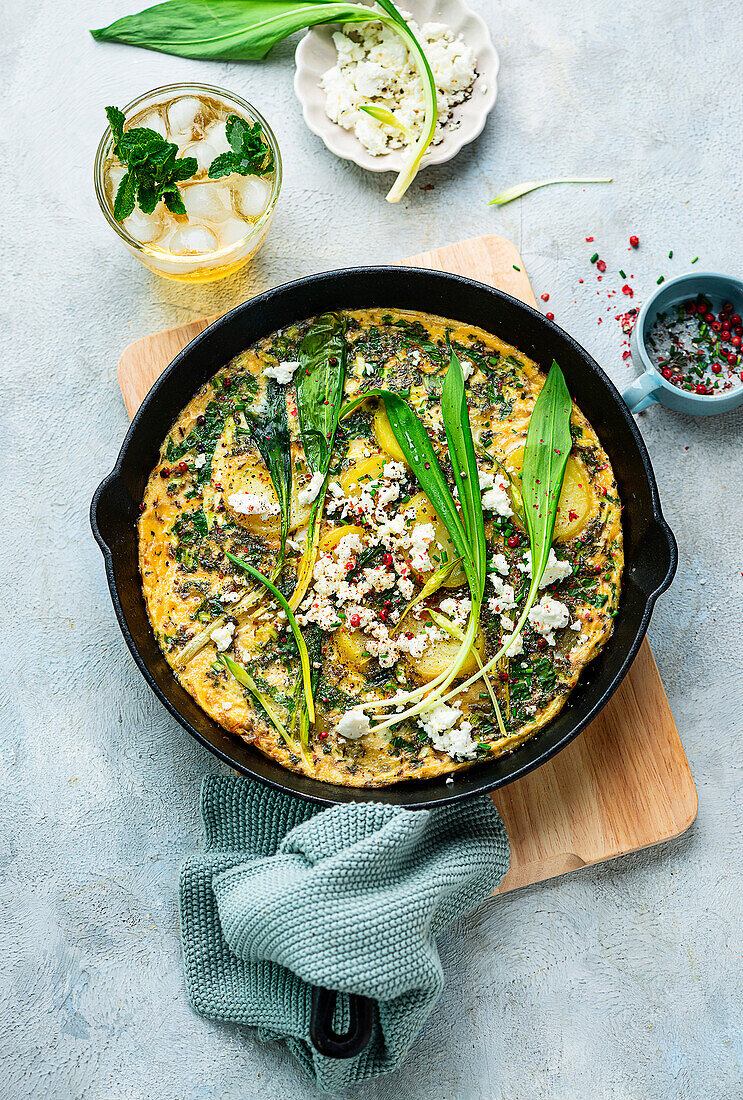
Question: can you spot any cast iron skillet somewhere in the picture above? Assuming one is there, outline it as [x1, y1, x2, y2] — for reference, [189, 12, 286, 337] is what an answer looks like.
[91, 268, 676, 1057]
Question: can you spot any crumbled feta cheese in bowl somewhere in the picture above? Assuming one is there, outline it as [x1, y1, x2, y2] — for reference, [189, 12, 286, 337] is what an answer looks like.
[295, 0, 499, 185]
[319, 14, 478, 158]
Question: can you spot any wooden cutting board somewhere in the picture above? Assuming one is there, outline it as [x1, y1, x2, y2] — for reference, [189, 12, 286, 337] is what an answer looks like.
[118, 234, 697, 894]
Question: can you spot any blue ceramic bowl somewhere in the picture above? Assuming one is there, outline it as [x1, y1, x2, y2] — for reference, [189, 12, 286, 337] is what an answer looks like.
[624, 271, 743, 415]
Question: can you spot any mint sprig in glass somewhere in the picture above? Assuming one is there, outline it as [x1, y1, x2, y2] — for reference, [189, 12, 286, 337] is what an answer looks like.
[94, 83, 282, 283]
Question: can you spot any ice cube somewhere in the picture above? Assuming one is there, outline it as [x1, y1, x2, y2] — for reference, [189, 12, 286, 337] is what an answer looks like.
[156, 212, 180, 249]
[122, 206, 164, 245]
[181, 140, 217, 175]
[218, 216, 250, 247]
[181, 181, 231, 223]
[166, 96, 204, 140]
[137, 109, 168, 139]
[204, 120, 232, 156]
[231, 175, 272, 219]
[105, 161, 127, 204]
[169, 225, 218, 255]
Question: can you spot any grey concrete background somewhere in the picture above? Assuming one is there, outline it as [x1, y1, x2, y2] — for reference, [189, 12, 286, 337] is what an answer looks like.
[1, 0, 741, 1097]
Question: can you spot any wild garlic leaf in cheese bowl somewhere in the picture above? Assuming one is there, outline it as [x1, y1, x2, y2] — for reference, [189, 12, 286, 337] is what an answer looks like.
[294, 0, 499, 179]
[139, 308, 623, 788]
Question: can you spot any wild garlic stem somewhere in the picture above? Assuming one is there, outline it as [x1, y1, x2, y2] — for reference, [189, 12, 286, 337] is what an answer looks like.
[369, 609, 480, 733]
[375, 6, 438, 203]
[428, 609, 505, 736]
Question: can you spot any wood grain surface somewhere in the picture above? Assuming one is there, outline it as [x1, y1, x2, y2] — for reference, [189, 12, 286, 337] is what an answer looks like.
[118, 234, 697, 894]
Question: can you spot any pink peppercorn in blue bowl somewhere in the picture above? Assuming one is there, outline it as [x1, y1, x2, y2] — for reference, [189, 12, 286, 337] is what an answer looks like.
[624, 272, 743, 415]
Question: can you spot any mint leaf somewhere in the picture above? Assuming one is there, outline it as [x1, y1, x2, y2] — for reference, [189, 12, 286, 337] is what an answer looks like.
[162, 187, 186, 216]
[117, 127, 163, 161]
[225, 113, 251, 152]
[206, 151, 236, 179]
[113, 170, 135, 221]
[106, 105, 126, 141]
[136, 178, 158, 215]
[104, 105, 200, 221]
[207, 114, 274, 180]
[170, 156, 198, 182]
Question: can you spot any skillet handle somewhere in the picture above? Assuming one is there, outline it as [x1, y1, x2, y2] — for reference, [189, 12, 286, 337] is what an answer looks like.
[309, 986, 374, 1059]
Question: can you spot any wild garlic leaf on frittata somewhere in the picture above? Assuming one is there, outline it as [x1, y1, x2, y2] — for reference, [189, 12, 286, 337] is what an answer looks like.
[341, 385, 478, 596]
[441, 349, 487, 598]
[296, 313, 347, 474]
[521, 361, 573, 584]
[246, 381, 292, 561]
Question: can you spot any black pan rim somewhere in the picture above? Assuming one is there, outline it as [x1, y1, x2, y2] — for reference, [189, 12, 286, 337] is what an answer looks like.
[91, 266, 677, 808]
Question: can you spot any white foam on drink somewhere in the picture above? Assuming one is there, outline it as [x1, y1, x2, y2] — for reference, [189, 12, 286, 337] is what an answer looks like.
[167, 97, 203, 140]
[231, 175, 272, 219]
[181, 181, 231, 223]
[169, 225, 219, 255]
[122, 207, 165, 245]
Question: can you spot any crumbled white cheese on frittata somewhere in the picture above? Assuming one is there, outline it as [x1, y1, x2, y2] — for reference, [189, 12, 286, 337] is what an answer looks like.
[337, 709, 372, 739]
[487, 575, 516, 615]
[210, 621, 235, 651]
[519, 548, 572, 588]
[501, 630, 524, 656]
[489, 552, 509, 576]
[480, 470, 513, 516]
[527, 595, 571, 645]
[263, 360, 299, 385]
[419, 703, 477, 759]
[297, 471, 325, 506]
[227, 491, 281, 516]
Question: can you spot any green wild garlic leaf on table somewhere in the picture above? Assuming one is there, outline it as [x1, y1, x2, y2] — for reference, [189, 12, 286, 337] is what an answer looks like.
[93, 0, 438, 202]
[489, 177, 613, 206]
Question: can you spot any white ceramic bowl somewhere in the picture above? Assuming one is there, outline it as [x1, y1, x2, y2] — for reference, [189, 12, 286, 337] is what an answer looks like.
[293, 0, 499, 174]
